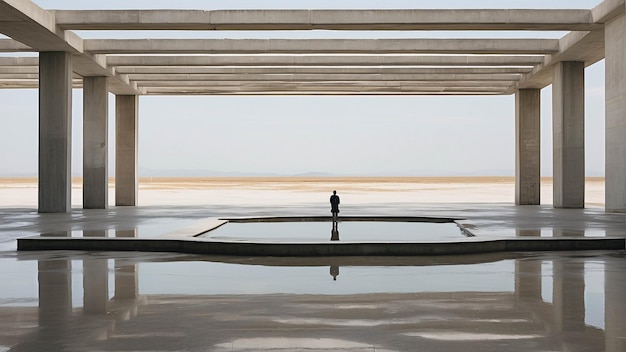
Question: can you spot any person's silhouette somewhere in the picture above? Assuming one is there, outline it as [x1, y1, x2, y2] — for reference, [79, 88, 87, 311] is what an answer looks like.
[330, 190, 340, 222]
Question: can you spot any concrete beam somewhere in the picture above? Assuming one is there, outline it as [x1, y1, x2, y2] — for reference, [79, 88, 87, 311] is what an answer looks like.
[0, 78, 83, 89]
[83, 76, 108, 209]
[511, 0, 625, 91]
[143, 86, 509, 95]
[0, 56, 38, 66]
[115, 95, 138, 207]
[515, 30, 605, 91]
[553, 61, 585, 209]
[592, 0, 626, 23]
[54, 9, 599, 31]
[144, 90, 510, 96]
[0, 1, 83, 53]
[38, 52, 72, 213]
[0, 1, 140, 95]
[515, 89, 541, 205]
[85, 38, 560, 55]
[0, 67, 37, 74]
[107, 54, 545, 67]
[0, 38, 32, 52]
[114, 67, 533, 75]
[135, 80, 514, 89]
[126, 73, 522, 82]
[0, 73, 38, 79]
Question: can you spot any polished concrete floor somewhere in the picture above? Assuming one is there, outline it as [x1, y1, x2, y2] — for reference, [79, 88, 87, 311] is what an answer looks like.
[1, 199, 625, 351]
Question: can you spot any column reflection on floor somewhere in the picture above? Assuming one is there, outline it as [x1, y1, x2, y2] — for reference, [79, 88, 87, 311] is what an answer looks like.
[605, 257, 626, 352]
[12, 250, 625, 351]
[83, 230, 108, 315]
[114, 229, 138, 301]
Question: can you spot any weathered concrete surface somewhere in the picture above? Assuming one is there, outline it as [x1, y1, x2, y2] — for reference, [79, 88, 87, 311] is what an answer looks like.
[605, 14, 626, 212]
[83, 76, 108, 209]
[0, 0, 139, 94]
[84, 38, 561, 55]
[127, 73, 523, 82]
[552, 61, 585, 208]
[54, 9, 599, 31]
[515, 89, 541, 205]
[114, 67, 533, 75]
[115, 95, 138, 206]
[106, 54, 546, 67]
[38, 52, 72, 213]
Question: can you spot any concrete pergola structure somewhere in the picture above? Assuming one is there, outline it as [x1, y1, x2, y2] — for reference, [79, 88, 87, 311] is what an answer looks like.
[1, 0, 626, 213]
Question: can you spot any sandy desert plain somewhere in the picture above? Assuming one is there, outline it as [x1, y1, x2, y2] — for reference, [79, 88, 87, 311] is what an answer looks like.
[0, 176, 607, 208]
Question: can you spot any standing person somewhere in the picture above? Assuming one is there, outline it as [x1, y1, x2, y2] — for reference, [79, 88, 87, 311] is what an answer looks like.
[330, 190, 340, 222]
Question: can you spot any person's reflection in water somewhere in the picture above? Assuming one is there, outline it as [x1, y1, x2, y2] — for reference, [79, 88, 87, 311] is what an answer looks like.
[330, 265, 339, 281]
[331, 220, 339, 241]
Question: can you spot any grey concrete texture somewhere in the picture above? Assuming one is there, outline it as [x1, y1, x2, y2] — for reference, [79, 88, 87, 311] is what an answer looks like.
[37, 52, 72, 213]
[552, 61, 586, 208]
[515, 89, 541, 205]
[1, 0, 625, 95]
[53, 9, 600, 31]
[605, 15, 626, 211]
[115, 95, 138, 206]
[82, 76, 108, 209]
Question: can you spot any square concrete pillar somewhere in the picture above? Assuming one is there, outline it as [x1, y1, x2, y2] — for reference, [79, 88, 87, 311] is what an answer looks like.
[515, 89, 541, 205]
[38, 52, 72, 213]
[605, 15, 626, 212]
[115, 95, 138, 206]
[552, 61, 585, 208]
[83, 77, 109, 209]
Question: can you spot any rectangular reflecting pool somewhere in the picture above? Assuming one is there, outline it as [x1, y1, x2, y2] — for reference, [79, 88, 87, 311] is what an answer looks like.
[200, 221, 467, 242]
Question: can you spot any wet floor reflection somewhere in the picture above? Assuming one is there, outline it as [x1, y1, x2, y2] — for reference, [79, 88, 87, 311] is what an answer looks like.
[330, 221, 339, 241]
[1, 253, 625, 351]
[204, 220, 466, 242]
[514, 228, 607, 238]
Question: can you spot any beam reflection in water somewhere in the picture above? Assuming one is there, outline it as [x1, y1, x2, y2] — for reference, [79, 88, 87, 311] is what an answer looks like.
[1, 252, 624, 351]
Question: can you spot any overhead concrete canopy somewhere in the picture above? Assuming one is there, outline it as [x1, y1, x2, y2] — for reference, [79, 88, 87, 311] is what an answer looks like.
[0, 0, 623, 95]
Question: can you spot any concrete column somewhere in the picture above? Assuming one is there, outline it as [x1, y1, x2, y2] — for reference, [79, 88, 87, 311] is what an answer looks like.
[38, 52, 72, 213]
[115, 95, 138, 206]
[83, 77, 109, 209]
[605, 14, 626, 212]
[552, 61, 585, 208]
[515, 89, 541, 205]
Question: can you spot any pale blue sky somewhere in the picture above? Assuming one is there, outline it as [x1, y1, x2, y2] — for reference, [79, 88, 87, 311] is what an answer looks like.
[0, 0, 607, 176]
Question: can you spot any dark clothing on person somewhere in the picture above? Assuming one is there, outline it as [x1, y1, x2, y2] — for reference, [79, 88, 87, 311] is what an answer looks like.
[330, 194, 340, 214]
